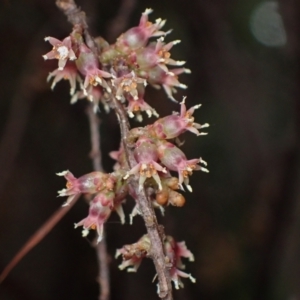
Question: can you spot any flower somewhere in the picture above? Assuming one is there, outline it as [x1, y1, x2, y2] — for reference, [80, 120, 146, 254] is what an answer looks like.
[124, 137, 166, 191]
[117, 234, 195, 289]
[164, 236, 195, 289]
[71, 85, 104, 113]
[57, 170, 115, 205]
[47, 63, 79, 95]
[75, 190, 115, 242]
[136, 37, 184, 70]
[115, 234, 151, 272]
[75, 43, 112, 93]
[156, 141, 208, 191]
[113, 71, 146, 101]
[144, 66, 191, 101]
[150, 97, 209, 139]
[43, 36, 76, 70]
[127, 97, 158, 121]
[116, 8, 169, 52]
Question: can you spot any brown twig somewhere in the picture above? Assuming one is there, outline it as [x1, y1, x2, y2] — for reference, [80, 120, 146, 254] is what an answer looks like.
[107, 3, 172, 297]
[55, 0, 97, 54]
[0, 195, 79, 283]
[86, 104, 110, 300]
[111, 98, 173, 300]
[87, 105, 104, 173]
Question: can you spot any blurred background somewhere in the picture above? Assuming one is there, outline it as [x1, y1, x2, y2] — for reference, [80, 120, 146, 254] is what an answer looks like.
[0, 0, 300, 299]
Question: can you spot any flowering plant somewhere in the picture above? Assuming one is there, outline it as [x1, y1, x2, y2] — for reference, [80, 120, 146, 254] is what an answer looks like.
[22, 3, 210, 299]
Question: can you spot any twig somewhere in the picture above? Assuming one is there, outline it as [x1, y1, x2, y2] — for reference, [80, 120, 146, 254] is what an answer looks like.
[86, 104, 110, 300]
[112, 98, 173, 300]
[108, 4, 172, 297]
[87, 105, 104, 173]
[0, 195, 79, 283]
[55, 0, 97, 54]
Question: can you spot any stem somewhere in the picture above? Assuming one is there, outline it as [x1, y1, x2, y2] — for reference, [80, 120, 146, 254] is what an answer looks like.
[0, 195, 79, 283]
[55, 0, 97, 54]
[111, 98, 173, 300]
[86, 105, 110, 300]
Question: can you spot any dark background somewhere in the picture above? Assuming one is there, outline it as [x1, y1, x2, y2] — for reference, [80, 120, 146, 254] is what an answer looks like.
[0, 0, 300, 299]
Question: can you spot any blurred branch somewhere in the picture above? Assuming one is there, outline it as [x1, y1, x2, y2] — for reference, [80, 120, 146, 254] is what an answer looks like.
[111, 97, 173, 300]
[86, 104, 110, 300]
[0, 195, 79, 283]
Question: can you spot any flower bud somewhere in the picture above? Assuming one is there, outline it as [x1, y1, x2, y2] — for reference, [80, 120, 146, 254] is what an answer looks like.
[57, 170, 115, 197]
[168, 190, 185, 207]
[116, 9, 167, 52]
[150, 98, 209, 138]
[155, 189, 169, 206]
[157, 140, 208, 191]
[75, 44, 112, 93]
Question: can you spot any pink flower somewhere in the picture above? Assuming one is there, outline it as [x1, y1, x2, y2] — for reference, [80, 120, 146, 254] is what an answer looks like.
[83, 68, 112, 94]
[117, 234, 195, 289]
[150, 97, 209, 139]
[115, 235, 150, 272]
[136, 37, 184, 70]
[57, 170, 115, 205]
[75, 191, 115, 242]
[47, 63, 79, 95]
[156, 141, 208, 191]
[164, 236, 196, 289]
[113, 71, 146, 101]
[145, 66, 191, 101]
[116, 8, 169, 52]
[71, 85, 105, 113]
[75, 43, 112, 93]
[124, 137, 166, 191]
[127, 97, 158, 121]
[43, 36, 76, 70]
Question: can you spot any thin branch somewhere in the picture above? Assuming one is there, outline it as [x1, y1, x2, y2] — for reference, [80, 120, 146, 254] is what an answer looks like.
[55, 0, 97, 54]
[111, 97, 173, 300]
[0, 195, 79, 283]
[87, 105, 104, 173]
[86, 104, 110, 300]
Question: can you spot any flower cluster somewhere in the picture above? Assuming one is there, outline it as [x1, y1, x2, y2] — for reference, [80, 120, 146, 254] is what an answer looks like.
[46, 8, 209, 293]
[43, 8, 190, 118]
[116, 234, 195, 289]
[122, 99, 209, 193]
[56, 170, 127, 242]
